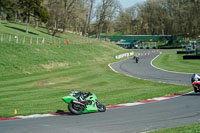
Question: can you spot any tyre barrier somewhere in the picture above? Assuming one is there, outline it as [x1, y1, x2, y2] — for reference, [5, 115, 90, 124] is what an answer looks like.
[115, 52, 134, 59]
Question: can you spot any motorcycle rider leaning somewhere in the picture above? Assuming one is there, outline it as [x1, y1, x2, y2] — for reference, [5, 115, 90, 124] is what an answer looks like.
[70, 90, 91, 101]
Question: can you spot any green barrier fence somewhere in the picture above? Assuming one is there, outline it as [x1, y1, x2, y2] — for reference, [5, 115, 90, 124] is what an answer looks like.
[90, 35, 184, 43]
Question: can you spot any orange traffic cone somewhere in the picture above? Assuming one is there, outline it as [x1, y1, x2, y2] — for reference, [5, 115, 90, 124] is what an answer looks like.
[14, 109, 17, 115]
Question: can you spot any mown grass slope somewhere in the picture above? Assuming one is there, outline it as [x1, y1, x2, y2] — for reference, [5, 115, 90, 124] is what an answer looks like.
[0, 22, 192, 117]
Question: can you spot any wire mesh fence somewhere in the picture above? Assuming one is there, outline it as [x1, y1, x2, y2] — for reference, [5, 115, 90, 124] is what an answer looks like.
[0, 33, 95, 46]
[196, 43, 200, 55]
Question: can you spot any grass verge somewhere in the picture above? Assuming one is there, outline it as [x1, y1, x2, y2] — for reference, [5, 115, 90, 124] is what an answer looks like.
[150, 123, 200, 133]
[152, 50, 200, 73]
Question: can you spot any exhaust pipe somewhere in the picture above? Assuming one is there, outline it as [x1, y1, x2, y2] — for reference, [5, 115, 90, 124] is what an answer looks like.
[72, 100, 85, 106]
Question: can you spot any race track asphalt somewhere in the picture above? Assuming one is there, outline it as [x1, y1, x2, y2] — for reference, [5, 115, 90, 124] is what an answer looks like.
[1, 93, 200, 133]
[1, 49, 199, 133]
[109, 49, 192, 86]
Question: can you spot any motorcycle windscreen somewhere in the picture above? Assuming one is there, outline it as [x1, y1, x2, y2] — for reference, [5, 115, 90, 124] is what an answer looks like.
[62, 96, 77, 104]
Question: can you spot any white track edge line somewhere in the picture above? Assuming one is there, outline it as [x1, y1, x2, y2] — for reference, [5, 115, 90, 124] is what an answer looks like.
[108, 52, 190, 86]
[151, 52, 193, 75]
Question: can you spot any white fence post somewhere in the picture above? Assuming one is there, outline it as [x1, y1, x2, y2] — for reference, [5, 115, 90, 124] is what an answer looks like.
[42, 37, 45, 45]
[1, 34, 3, 42]
[30, 37, 32, 45]
[37, 37, 39, 45]
[23, 36, 25, 44]
[9, 35, 11, 42]
[15, 36, 18, 44]
[59, 39, 61, 48]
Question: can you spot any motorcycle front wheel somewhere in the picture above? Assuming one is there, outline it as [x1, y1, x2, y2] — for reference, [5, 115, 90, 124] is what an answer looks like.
[96, 102, 106, 112]
[68, 102, 83, 115]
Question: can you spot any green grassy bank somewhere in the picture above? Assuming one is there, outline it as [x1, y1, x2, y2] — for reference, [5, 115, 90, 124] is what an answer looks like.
[0, 22, 192, 117]
[152, 50, 200, 73]
[151, 123, 200, 133]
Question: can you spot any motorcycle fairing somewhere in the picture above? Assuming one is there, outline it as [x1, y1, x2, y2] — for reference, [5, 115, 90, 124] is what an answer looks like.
[82, 93, 98, 113]
[62, 96, 77, 104]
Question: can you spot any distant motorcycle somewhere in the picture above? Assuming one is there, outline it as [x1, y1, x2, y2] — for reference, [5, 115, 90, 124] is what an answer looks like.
[191, 73, 200, 93]
[62, 90, 106, 115]
[133, 56, 139, 63]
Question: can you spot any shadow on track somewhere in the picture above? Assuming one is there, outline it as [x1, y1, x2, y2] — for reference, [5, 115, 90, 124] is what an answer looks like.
[182, 92, 200, 96]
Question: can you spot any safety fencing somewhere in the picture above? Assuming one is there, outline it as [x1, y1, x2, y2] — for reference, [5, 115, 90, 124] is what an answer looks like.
[0, 33, 95, 46]
[115, 52, 134, 59]
[140, 42, 157, 48]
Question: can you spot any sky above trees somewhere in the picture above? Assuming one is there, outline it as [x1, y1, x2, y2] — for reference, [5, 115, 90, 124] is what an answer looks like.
[118, 0, 147, 8]
[96, 0, 147, 9]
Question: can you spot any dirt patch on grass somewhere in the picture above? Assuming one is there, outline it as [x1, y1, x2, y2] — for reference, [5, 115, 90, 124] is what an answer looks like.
[33, 77, 73, 88]
[23, 71, 33, 75]
[35, 80, 55, 87]
[41, 62, 69, 70]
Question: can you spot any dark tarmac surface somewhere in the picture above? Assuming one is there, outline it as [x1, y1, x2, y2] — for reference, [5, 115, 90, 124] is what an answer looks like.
[1, 93, 200, 133]
[110, 49, 192, 86]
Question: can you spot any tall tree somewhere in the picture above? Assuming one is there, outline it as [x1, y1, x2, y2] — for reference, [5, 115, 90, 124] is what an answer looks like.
[0, 0, 18, 22]
[116, 0, 200, 37]
[95, 0, 120, 38]
[46, 0, 63, 36]
[61, 0, 76, 33]
[116, 5, 138, 35]
[83, 0, 95, 36]
[18, 0, 49, 33]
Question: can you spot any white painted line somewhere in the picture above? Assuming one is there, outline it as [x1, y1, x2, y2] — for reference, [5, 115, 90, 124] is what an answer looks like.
[108, 64, 119, 73]
[16, 114, 55, 119]
[152, 97, 170, 101]
[150, 52, 193, 74]
[108, 93, 189, 110]
[108, 55, 189, 86]
[119, 102, 144, 106]
[2, 92, 193, 121]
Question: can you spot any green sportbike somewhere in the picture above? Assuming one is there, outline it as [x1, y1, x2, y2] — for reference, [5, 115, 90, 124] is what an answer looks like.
[62, 90, 106, 115]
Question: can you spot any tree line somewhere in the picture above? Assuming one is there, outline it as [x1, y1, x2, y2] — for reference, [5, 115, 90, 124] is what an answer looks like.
[0, 0, 200, 38]
[118, 0, 200, 38]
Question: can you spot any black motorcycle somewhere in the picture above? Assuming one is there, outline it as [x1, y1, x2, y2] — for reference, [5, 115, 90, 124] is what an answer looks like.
[133, 56, 139, 63]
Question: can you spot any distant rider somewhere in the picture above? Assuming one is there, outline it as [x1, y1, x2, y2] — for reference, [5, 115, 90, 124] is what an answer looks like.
[133, 56, 139, 63]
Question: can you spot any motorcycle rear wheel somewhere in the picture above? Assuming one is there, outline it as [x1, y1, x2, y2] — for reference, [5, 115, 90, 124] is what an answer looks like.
[68, 102, 83, 115]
